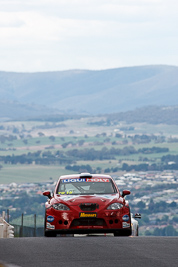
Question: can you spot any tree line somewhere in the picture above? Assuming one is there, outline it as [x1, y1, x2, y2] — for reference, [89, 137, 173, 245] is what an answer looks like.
[0, 146, 170, 167]
[106, 106, 178, 125]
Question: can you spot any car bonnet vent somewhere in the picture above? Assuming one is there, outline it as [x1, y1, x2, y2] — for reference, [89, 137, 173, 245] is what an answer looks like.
[80, 173, 92, 179]
[80, 203, 99, 211]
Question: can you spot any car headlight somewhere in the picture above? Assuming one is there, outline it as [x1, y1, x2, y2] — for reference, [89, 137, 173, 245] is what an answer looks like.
[107, 203, 123, 210]
[52, 203, 70, 210]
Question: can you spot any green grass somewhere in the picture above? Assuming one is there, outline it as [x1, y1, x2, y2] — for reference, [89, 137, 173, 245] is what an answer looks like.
[0, 164, 74, 184]
[77, 159, 119, 170]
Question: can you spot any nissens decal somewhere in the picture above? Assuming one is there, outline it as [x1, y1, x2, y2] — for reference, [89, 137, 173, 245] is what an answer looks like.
[122, 215, 130, 221]
[47, 215, 54, 222]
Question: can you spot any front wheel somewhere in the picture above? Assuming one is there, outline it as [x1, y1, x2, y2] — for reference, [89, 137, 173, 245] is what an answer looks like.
[45, 231, 56, 237]
[114, 228, 132, 236]
[136, 226, 139, 236]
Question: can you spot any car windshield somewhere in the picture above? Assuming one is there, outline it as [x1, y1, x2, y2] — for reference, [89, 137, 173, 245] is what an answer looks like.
[57, 178, 117, 195]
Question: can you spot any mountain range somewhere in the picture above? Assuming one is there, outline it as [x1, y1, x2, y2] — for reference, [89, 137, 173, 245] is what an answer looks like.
[0, 65, 178, 119]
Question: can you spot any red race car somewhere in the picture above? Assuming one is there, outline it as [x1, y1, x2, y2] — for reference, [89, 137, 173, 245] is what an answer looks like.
[43, 173, 131, 237]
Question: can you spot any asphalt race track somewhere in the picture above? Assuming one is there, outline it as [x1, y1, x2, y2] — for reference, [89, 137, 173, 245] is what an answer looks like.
[0, 236, 178, 267]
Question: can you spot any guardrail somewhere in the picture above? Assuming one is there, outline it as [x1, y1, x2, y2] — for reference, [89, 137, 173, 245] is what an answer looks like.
[0, 211, 44, 237]
[12, 224, 44, 237]
[11, 213, 44, 237]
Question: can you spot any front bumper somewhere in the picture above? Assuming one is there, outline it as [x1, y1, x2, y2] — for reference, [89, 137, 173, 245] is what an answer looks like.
[45, 207, 131, 235]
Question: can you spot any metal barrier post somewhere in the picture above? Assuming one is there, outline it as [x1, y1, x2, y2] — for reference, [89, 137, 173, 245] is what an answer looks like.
[34, 214, 36, 237]
[0, 224, 4, 238]
[7, 209, 9, 223]
[20, 213, 24, 237]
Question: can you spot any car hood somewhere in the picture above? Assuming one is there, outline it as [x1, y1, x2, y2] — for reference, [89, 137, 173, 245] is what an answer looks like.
[55, 194, 123, 206]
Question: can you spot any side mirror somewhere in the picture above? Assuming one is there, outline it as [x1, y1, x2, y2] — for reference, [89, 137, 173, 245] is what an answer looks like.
[134, 213, 141, 219]
[122, 190, 131, 197]
[43, 191, 52, 199]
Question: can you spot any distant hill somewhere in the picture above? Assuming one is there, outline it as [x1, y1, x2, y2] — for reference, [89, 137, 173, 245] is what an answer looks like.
[0, 101, 59, 121]
[106, 106, 178, 125]
[0, 65, 178, 118]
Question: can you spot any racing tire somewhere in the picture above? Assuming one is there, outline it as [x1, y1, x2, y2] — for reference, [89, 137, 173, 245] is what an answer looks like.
[136, 226, 139, 236]
[44, 211, 46, 236]
[114, 228, 132, 236]
[45, 231, 57, 237]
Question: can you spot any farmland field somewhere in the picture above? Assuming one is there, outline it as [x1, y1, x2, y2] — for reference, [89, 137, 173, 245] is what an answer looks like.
[1, 117, 178, 184]
[0, 164, 73, 184]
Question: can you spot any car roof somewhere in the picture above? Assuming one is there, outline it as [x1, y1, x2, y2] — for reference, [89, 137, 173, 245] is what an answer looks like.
[59, 173, 112, 180]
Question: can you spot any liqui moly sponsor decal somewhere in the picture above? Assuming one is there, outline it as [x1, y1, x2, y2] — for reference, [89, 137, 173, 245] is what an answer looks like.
[62, 178, 86, 183]
[87, 178, 110, 182]
[62, 178, 110, 183]
[47, 215, 54, 222]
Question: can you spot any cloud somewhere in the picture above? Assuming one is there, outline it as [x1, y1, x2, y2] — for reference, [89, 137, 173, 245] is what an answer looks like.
[0, 18, 24, 28]
[0, 0, 178, 71]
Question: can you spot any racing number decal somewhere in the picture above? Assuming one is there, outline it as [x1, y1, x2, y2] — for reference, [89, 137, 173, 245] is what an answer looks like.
[58, 191, 73, 195]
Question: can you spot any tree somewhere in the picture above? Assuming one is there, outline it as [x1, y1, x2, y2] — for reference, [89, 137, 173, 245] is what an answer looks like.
[49, 136, 55, 142]
[38, 132, 45, 137]
[164, 226, 178, 236]
[148, 199, 155, 212]
[137, 201, 146, 209]
[78, 140, 85, 146]
[169, 201, 177, 208]
[145, 230, 152, 236]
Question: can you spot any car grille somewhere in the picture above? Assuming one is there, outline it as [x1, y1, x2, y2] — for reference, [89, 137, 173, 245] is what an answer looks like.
[79, 203, 99, 211]
[71, 218, 106, 227]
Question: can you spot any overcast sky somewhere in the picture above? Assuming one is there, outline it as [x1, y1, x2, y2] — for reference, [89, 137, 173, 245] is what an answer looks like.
[0, 0, 178, 72]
